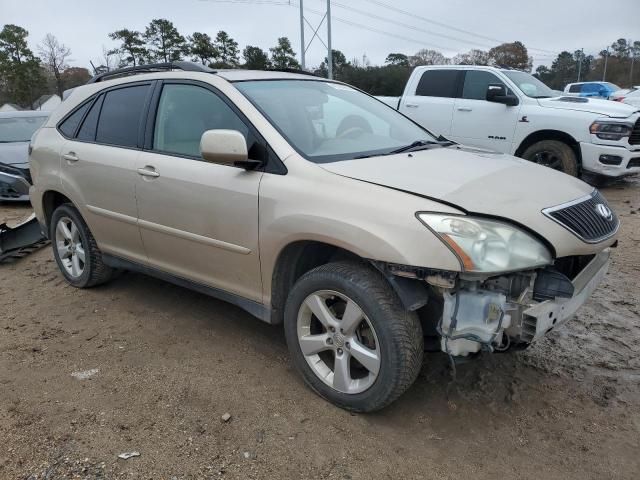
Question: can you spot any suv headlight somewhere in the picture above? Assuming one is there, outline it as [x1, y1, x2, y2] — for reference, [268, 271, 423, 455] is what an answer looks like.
[417, 214, 552, 273]
[589, 121, 633, 141]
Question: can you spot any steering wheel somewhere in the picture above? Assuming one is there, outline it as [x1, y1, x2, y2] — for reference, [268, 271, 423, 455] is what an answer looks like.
[336, 126, 368, 139]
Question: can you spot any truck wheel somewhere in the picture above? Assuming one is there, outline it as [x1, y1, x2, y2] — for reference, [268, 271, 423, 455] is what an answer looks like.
[522, 140, 578, 176]
[284, 261, 423, 412]
[50, 203, 115, 288]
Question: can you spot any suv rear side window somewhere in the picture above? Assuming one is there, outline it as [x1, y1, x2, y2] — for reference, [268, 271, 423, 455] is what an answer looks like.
[59, 101, 91, 138]
[77, 96, 103, 141]
[96, 85, 150, 148]
[568, 84, 582, 93]
[153, 84, 249, 158]
[415, 70, 459, 98]
[462, 71, 508, 100]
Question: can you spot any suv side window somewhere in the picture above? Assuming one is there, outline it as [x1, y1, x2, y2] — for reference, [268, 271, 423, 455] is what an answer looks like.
[568, 84, 582, 93]
[96, 85, 150, 148]
[77, 95, 104, 142]
[415, 70, 459, 98]
[461, 71, 508, 100]
[58, 101, 91, 138]
[153, 83, 249, 158]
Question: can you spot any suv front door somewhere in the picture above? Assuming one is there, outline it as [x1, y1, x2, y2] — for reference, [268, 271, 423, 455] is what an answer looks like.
[134, 81, 263, 302]
[449, 70, 521, 152]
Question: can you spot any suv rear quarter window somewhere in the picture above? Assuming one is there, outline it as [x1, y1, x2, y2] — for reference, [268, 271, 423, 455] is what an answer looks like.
[77, 96, 103, 142]
[95, 85, 150, 148]
[568, 84, 582, 93]
[58, 101, 91, 138]
[415, 70, 459, 98]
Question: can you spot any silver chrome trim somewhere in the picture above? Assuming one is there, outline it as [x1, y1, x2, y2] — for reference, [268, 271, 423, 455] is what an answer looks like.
[541, 190, 619, 244]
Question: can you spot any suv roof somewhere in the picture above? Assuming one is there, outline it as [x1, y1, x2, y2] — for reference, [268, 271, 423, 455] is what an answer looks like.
[87, 61, 320, 85]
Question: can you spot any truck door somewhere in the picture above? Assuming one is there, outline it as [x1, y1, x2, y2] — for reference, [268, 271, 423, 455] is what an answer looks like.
[399, 69, 461, 137]
[449, 70, 521, 152]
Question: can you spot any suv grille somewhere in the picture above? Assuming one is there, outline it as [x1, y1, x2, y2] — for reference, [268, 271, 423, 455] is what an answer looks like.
[631, 118, 640, 145]
[543, 190, 619, 243]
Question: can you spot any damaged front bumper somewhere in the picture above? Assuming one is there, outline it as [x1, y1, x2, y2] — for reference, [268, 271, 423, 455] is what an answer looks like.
[520, 249, 609, 342]
[0, 163, 31, 201]
[439, 249, 611, 357]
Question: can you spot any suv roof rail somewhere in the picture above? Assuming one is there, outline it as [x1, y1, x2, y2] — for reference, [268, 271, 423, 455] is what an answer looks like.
[266, 68, 321, 77]
[87, 61, 216, 84]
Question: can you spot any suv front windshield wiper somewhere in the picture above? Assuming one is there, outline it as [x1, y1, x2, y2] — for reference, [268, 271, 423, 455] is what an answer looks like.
[390, 137, 457, 153]
[353, 138, 456, 159]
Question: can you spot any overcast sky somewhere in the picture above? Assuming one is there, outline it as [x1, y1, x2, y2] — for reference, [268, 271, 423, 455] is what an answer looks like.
[2, 0, 639, 71]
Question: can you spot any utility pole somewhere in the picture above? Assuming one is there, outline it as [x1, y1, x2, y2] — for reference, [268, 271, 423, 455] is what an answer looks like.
[327, 0, 333, 79]
[603, 47, 609, 81]
[299, 0, 305, 69]
[577, 48, 583, 82]
[297, 0, 333, 78]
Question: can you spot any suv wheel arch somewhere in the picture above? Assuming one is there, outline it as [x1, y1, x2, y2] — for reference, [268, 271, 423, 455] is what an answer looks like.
[42, 190, 74, 232]
[269, 241, 429, 325]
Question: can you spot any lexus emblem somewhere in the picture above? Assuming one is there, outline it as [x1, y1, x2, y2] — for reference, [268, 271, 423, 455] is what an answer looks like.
[595, 203, 613, 221]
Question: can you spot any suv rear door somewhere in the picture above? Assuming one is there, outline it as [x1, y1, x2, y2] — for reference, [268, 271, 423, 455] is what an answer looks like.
[399, 69, 461, 137]
[449, 70, 521, 152]
[57, 82, 152, 263]
[134, 81, 264, 302]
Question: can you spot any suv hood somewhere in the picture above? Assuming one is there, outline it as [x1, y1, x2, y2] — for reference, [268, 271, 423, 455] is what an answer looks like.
[320, 146, 594, 248]
[0, 142, 29, 167]
[539, 96, 639, 118]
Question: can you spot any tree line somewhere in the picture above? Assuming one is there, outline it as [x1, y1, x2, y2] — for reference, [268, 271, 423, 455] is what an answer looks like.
[1, 18, 639, 109]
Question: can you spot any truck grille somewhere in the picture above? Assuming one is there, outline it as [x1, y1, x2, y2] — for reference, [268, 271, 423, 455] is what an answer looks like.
[631, 118, 640, 145]
[542, 190, 619, 243]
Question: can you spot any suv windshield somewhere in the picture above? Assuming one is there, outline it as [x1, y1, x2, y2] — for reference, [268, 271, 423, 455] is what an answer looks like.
[235, 80, 436, 163]
[0, 115, 48, 143]
[502, 71, 556, 99]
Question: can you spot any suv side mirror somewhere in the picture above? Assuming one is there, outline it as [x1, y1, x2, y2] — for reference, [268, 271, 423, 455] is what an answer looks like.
[486, 84, 519, 106]
[200, 129, 253, 168]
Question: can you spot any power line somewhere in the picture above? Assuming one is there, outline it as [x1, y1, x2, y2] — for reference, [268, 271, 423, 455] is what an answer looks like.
[360, 0, 559, 55]
[201, 0, 561, 61]
[300, 4, 459, 52]
[332, 1, 503, 51]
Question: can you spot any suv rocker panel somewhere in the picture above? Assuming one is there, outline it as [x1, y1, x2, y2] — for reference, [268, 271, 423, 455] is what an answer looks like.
[102, 253, 272, 322]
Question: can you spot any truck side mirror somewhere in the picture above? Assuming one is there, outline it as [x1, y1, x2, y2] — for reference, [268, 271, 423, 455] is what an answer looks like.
[486, 84, 519, 107]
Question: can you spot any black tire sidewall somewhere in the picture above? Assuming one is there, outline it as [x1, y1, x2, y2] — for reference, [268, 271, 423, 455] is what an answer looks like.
[284, 262, 422, 412]
[522, 140, 578, 176]
[50, 204, 94, 288]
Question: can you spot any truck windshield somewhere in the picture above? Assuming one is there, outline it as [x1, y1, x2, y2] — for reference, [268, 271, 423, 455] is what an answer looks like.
[502, 71, 556, 99]
[235, 80, 436, 163]
[0, 115, 48, 143]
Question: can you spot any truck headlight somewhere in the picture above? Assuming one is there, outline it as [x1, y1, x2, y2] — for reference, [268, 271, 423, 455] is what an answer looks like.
[417, 214, 552, 273]
[589, 121, 633, 141]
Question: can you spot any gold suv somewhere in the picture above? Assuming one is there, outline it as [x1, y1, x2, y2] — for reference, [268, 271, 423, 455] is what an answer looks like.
[29, 62, 618, 412]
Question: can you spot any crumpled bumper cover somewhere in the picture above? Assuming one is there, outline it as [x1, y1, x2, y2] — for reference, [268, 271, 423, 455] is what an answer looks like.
[522, 248, 610, 341]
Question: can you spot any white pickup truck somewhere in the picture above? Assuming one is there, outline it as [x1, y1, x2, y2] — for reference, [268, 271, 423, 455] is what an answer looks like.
[378, 65, 640, 183]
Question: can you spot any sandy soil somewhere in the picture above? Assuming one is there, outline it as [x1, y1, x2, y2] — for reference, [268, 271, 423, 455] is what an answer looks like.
[1, 179, 639, 480]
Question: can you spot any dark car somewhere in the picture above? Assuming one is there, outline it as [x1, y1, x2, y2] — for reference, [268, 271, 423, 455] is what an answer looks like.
[0, 111, 49, 201]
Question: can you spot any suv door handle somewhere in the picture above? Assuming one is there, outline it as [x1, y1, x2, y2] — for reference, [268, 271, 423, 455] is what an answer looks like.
[63, 152, 79, 162]
[405, 103, 419, 108]
[456, 107, 473, 112]
[137, 166, 160, 178]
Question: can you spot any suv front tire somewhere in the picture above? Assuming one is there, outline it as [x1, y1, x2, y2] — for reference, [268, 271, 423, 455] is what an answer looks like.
[284, 261, 424, 412]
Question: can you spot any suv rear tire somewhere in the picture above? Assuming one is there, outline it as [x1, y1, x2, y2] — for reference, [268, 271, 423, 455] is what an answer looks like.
[50, 204, 116, 288]
[522, 140, 578, 176]
[284, 261, 423, 412]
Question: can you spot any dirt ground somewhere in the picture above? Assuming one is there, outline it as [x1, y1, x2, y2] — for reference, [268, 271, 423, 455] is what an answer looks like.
[1, 179, 639, 480]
